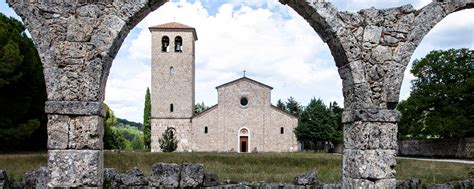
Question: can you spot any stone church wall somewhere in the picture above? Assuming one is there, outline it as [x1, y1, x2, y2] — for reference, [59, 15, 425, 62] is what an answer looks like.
[266, 107, 299, 152]
[150, 118, 192, 152]
[191, 106, 220, 151]
[217, 80, 271, 152]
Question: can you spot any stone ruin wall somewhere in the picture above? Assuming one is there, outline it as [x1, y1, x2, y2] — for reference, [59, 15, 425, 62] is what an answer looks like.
[5, 0, 474, 187]
[399, 137, 474, 158]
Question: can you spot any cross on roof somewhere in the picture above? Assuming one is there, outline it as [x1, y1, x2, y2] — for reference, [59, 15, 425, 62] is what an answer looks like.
[243, 70, 246, 77]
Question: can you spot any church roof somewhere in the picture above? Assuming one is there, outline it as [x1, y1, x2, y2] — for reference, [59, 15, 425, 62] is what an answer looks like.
[149, 22, 194, 29]
[271, 105, 299, 119]
[215, 77, 273, 90]
[192, 104, 218, 118]
[149, 22, 198, 40]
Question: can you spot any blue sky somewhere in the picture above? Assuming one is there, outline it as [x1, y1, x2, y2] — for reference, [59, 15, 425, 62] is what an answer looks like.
[1, 0, 473, 122]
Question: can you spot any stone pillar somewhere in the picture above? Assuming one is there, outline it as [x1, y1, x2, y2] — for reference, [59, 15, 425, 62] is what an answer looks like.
[7, 1, 166, 187]
[45, 102, 105, 186]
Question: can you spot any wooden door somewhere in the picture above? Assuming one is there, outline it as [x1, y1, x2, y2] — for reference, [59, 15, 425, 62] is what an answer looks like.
[240, 136, 248, 152]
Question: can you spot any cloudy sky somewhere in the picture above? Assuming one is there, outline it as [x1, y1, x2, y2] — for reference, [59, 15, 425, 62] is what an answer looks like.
[1, 0, 473, 122]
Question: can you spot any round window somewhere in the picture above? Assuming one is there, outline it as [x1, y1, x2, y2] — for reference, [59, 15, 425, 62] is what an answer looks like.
[240, 97, 248, 106]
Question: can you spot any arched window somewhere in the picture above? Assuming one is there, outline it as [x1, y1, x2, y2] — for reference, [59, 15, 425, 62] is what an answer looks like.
[169, 66, 175, 76]
[170, 104, 174, 112]
[280, 127, 284, 134]
[162, 36, 169, 52]
[204, 126, 208, 134]
[175, 36, 183, 52]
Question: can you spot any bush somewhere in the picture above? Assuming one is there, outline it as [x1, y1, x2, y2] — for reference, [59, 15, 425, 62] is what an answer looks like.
[158, 127, 178, 152]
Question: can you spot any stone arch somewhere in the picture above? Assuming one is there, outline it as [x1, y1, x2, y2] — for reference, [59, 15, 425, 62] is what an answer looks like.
[5, 0, 474, 188]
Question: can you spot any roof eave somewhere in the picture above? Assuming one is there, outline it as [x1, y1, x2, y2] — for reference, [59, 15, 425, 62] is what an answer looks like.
[148, 27, 198, 41]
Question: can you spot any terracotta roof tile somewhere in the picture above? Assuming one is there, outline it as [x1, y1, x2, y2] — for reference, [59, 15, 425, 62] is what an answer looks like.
[149, 22, 198, 40]
[149, 22, 194, 29]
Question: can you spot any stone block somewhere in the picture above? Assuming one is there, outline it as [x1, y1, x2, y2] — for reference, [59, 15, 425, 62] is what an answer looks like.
[149, 163, 180, 187]
[338, 61, 366, 85]
[395, 13, 415, 34]
[66, 17, 96, 42]
[293, 171, 318, 185]
[344, 122, 397, 150]
[203, 173, 219, 187]
[340, 32, 361, 62]
[43, 63, 105, 102]
[342, 83, 372, 110]
[180, 163, 204, 187]
[0, 170, 8, 189]
[393, 42, 416, 66]
[342, 109, 400, 123]
[22, 167, 48, 189]
[48, 150, 103, 187]
[409, 4, 446, 45]
[91, 14, 126, 54]
[360, 8, 383, 26]
[54, 41, 94, 59]
[363, 25, 382, 44]
[260, 183, 306, 189]
[343, 149, 396, 179]
[104, 168, 122, 188]
[396, 178, 422, 189]
[343, 178, 396, 189]
[120, 167, 148, 186]
[47, 114, 103, 150]
[45, 101, 105, 116]
[371, 45, 392, 63]
[382, 62, 406, 105]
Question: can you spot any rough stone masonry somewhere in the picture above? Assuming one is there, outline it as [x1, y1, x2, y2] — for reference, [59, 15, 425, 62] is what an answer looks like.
[6, 0, 473, 188]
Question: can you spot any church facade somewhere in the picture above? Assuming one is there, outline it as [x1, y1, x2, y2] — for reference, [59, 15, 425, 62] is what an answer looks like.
[149, 22, 299, 152]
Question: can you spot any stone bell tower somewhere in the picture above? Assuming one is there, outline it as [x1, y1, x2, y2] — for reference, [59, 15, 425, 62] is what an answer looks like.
[149, 22, 198, 152]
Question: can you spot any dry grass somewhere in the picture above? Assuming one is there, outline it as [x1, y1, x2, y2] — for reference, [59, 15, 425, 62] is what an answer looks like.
[0, 151, 472, 183]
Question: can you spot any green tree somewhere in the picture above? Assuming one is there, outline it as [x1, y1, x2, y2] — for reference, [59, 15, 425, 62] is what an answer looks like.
[143, 87, 151, 149]
[103, 104, 126, 149]
[131, 134, 145, 149]
[329, 101, 343, 144]
[276, 99, 286, 111]
[195, 102, 208, 113]
[285, 96, 303, 117]
[0, 13, 47, 151]
[294, 98, 336, 151]
[159, 127, 178, 152]
[397, 49, 473, 139]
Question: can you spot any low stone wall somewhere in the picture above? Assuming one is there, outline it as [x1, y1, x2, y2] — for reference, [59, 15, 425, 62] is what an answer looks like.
[1, 165, 474, 188]
[398, 138, 474, 158]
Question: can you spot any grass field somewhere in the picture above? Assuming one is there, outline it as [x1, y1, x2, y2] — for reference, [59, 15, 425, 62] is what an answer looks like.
[0, 151, 472, 183]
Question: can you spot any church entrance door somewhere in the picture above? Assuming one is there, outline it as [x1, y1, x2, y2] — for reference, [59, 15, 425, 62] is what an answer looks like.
[240, 136, 248, 152]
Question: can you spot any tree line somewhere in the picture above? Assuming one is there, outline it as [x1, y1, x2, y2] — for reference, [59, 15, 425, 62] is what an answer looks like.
[103, 104, 146, 150]
[277, 97, 343, 151]
[0, 13, 47, 151]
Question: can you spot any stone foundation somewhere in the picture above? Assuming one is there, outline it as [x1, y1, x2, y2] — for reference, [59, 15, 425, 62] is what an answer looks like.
[2, 166, 474, 189]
